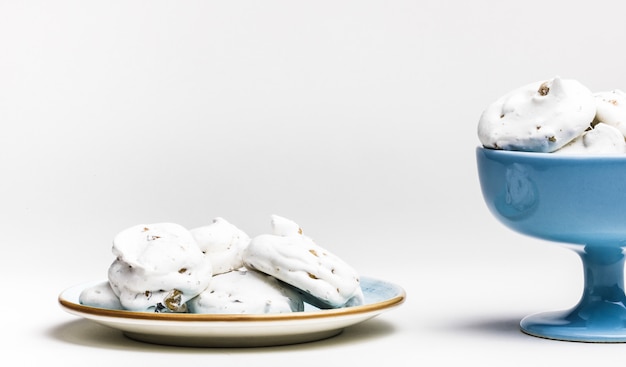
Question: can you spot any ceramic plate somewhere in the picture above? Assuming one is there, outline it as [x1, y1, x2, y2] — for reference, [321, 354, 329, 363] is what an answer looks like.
[58, 276, 405, 347]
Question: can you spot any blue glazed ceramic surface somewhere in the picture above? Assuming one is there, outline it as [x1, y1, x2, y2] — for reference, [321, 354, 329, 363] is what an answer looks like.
[476, 147, 626, 342]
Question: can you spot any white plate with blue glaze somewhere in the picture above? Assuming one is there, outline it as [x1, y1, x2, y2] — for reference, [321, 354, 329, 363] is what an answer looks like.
[58, 276, 405, 347]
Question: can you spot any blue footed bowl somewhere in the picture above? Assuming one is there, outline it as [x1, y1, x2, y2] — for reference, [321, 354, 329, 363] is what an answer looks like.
[476, 146, 626, 342]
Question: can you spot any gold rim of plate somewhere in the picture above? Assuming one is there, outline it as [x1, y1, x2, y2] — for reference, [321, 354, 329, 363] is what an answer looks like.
[58, 278, 406, 322]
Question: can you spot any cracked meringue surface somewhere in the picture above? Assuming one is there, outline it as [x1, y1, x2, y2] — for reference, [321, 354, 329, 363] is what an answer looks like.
[187, 267, 304, 314]
[87, 215, 363, 314]
[190, 217, 250, 275]
[478, 76, 596, 152]
[243, 215, 364, 309]
[556, 122, 626, 154]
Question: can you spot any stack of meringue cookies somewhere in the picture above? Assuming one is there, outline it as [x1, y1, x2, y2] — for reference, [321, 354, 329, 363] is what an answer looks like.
[478, 76, 626, 153]
[79, 215, 364, 314]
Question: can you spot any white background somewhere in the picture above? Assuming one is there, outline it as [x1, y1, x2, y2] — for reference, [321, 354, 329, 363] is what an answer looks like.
[3, 0, 626, 365]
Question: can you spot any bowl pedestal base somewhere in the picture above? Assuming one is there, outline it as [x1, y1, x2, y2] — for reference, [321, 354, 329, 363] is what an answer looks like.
[521, 245, 626, 342]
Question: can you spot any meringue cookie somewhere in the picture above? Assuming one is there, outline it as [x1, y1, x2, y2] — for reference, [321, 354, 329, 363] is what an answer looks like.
[187, 268, 304, 314]
[108, 223, 213, 312]
[243, 215, 364, 308]
[271, 215, 302, 236]
[594, 89, 626, 137]
[478, 76, 596, 152]
[555, 123, 626, 154]
[78, 281, 123, 310]
[190, 217, 250, 275]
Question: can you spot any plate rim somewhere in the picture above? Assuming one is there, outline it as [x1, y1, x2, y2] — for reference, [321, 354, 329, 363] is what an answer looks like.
[58, 276, 406, 323]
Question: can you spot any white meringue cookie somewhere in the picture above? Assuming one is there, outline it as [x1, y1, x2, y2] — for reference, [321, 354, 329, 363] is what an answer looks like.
[108, 223, 212, 312]
[271, 214, 302, 236]
[555, 123, 626, 154]
[478, 76, 596, 152]
[190, 217, 250, 275]
[78, 281, 123, 310]
[594, 89, 626, 137]
[187, 268, 304, 314]
[243, 215, 363, 308]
